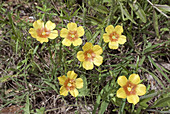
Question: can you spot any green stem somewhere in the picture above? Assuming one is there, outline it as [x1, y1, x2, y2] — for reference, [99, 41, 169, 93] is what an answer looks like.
[120, 99, 126, 114]
[107, 0, 114, 26]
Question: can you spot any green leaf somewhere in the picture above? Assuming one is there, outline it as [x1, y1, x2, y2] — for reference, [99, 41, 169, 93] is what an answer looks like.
[36, 6, 43, 11]
[85, 29, 92, 42]
[98, 101, 109, 114]
[23, 94, 30, 114]
[139, 97, 152, 108]
[155, 4, 170, 12]
[103, 0, 112, 3]
[90, 31, 100, 43]
[0, 75, 15, 83]
[44, 81, 58, 93]
[33, 45, 39, 55]
[140, 67, 165, 89]
[143, 41, 170, 54]
[71, 8, 80, 17]
[92, 88, 103, 114]
[119, 2, 137, 24]
[129, 2, 146, 23]
[35, 107, 45, 114]
[92, 80, 113, 114]
[126, 32, 135, 48]
[153, 9, 159, 37]
[78, 75, 89, 96]
[151, 96, 170, 108]
[148, 56, 170, 82]
[139, 56, 146, 66]
[86, 16, 103, 25]
[91, 4, 109, 14]
[33, 61, 43, 72]
[60, 9, 70, 20]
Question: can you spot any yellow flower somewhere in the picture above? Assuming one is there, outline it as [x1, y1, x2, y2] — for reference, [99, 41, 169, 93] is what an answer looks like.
[29, 20, 58, 43]
[116, 74, 146, 105]
[103, 25, 126, 49]
[77, 42, 103, 70]
[58, 71, 83, 97]
[60, 22, 84, 46]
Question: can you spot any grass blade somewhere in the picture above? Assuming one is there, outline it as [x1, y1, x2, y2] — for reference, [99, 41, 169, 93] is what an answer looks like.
[148, 56, 170, 82]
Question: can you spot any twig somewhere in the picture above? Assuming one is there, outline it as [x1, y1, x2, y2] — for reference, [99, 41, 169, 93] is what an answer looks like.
[147, 0, 169, 19]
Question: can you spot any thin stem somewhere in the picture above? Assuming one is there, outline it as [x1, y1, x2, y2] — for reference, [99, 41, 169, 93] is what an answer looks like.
[147, 0, 169, 18]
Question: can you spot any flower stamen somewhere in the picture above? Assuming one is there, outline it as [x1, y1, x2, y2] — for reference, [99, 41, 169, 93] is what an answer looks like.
[109, 32, 119, 42]
[123, 81, 137, 96]
[84, 49, 96, 62]
[87, 53, 91, 58]
[67, 31, 78, 41]
[37, 27, 50, 38]
[67, 83, 72, 87]
[112, 36, 116, 39]
[127, 87, 132, 91]
[64, 78, 76, 91]
[42, 31, 46, 35]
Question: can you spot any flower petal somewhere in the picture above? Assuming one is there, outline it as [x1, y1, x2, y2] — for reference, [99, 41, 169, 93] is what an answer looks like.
[67, 22, 77, 31]
[70, 89, 79, 97]
[67, 71, 77, 79]
[129, 74, 140, 84]
[33, 20, 44, 30]
[62, 38, 72, 46]
[108, 41, 119, 49]
[48, 30, 58, 39]
[93, 55, 103, 66]
[93, 45, 103, 55]
[82, 42, 93, 52]
[118, 35, 126, 44]
[60, 28, 68, 38]
[136, 84, 146, 96]
[60, 86, 68, 96]
[83, 61, 94, 70]
[103, 33, 110, 43]
[29, 28, 37, 38]
[77, 51, 85, 62]
[117, 76, 128, 87]
[106, 25, 114, 34]
[45, 20, 56, 30]
[73, 38, 82, 46]
[76, 78, 83, 89]
[77, 26, 84, 37]
[36, 38, 48, 43]
[116, 88, 127, 98]
[127, 95, 139, 105]
[58, 75, 67, 85]
[115, 25, 123, 35]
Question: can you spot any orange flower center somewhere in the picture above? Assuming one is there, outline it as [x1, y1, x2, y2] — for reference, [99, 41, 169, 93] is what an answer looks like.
[36, 27, 50, 38]
[64, 78, 76, 91]
[109, 32, 119, 42]
[67, 30, 78, 41]
[123, 81, 137, 96]
[84, 49, 95, 62]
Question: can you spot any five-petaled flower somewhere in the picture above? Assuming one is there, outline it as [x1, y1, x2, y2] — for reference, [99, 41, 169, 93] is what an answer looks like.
[58, 71, 83, 97]
[77, 42, 103, 70]
[60, 22, 84, 46]
[116, 74, 146, 105]
[29, 20, 58, 43]
[103, 25, 126, 49]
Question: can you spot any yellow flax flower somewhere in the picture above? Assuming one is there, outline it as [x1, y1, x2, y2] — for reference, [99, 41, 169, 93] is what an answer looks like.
[29, 20, 58, 43]
[77, 42, 103, 70]
[60, 22, 84, 46]
[116, 74, 146, 105]
[58, 71, 83, 97]
[103, 25, 126, 49]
